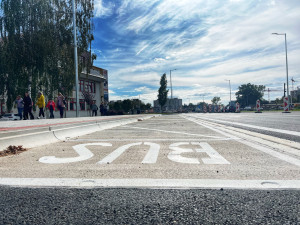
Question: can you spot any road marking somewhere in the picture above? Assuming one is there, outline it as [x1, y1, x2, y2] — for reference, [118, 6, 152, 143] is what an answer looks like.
[194, 142, 230, 164]
[39, 143, 112, 164]
[142, 142, 160, 164]
[97, 142, 161, 165]
[168, 142, 230, 164]
[183, 115, 300, 167]
[68, 138, 239, 142]
[1, 178, 300, 189]
[39, 141, 229, 165]
[97, 142, 142, 165]
[122, 125, 225, 139]
[187, 115, 300, 137]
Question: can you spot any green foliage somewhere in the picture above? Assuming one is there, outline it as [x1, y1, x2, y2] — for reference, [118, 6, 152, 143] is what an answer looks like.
[109, 99, 151, 113]
[122, 99, 133, 113]
[275, 97, 283, 104]
[0, 0, 94, 111]
[211, 96, 221, 104]
[157, 73, 168, 110]
[235, 83, 265, 107]
[111, 101, 122, 111]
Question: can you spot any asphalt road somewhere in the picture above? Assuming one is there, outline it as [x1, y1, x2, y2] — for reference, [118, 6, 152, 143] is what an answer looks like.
[0, 187, 299, 224]
[186, 111, 300, 142]
[0, 113, 299, 224]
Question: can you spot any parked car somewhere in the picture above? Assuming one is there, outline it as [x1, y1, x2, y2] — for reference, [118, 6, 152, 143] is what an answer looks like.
[0, 113, 21, 121]
[244, 106, 252, 110]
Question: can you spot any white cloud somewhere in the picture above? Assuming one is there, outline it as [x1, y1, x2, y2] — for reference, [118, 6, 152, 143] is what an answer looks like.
[94, 0, 114, 18]
[93, 0, 300, 104]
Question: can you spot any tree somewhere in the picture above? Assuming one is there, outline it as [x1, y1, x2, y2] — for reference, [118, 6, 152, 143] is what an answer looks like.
[111, 101, 122, 112]
[157, 73, 168, 112]
[275, 97, 283, 104]
[81, 90, 95, 116]
[0, 0, 95, 111]
[122, 99, 132, 113]
[235, 83, 265, 107]
[141, 103, 151, 111]
[211, 96, 221, 104]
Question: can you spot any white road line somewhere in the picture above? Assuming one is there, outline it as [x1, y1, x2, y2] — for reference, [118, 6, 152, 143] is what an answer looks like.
[97, 142, 142, 164]
[142, 142, 160, 164]
[183, 115, 300, 167]
[122, 126, 225, 139]
[0, 178, 300, 189]
[39, 143, 112, 164]
[187, 115, 300, 137]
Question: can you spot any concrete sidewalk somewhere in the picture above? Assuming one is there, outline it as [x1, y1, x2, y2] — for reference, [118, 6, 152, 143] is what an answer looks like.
[0, 114, 160, 150]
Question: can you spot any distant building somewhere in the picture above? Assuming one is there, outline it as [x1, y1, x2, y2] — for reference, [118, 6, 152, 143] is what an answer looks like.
[291, 86, 300, 102]
[153, 98, 182, 112]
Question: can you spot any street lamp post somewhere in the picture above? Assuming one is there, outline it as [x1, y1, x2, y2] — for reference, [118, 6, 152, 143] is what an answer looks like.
[169, 69, 176, 112]
[169, 69, 176, 100]
[225, 79, 231, 105]
[72, 0, 79, 117]
[272, 33, 289, 110]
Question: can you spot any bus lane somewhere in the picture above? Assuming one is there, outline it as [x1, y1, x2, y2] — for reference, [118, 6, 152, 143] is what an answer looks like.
[0, 115, 299, 188]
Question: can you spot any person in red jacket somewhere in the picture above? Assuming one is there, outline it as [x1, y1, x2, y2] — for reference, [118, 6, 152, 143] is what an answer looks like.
[46, 98, 56, 119]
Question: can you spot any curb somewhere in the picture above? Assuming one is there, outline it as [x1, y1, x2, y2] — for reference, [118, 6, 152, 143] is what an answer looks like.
[0, 115, 160, 150]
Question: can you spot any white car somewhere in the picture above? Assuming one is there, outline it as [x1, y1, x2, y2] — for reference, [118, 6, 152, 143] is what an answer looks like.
[244, 106, 252, 110]
[0, 113, 21, 121]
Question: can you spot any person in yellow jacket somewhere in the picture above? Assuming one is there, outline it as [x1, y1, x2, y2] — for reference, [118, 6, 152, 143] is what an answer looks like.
[36, 91, 45, 119]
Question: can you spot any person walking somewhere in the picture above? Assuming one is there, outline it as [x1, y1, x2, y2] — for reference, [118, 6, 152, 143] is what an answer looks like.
[103, 102, 108, 116]
[36, 91, 45, 119]
[46, 98, 55, 119]
[23, 92, 34, 120]
[100, 102, 104, 116]
[57, 92, 65, 118]
[15, 95, 24, 120]
[91, 103, 98, 116]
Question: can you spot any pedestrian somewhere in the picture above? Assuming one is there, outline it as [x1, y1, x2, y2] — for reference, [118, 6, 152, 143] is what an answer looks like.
[46, 98, 55, 119]
[15, 95, 24, 120]
[56, 92, 65, 118]
[23, 92, 34, 120]
[103, 102, 108, 116]
[36, 91, 45, 119]
[100, 102, 104, 116]
[91, 103, 98, 116]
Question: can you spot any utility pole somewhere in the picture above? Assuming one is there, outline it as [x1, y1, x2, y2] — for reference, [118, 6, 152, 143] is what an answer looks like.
[225, 79, 231, 105]
[272, 33, 290, 110]
[169, 69, 176, 112]
[72, 0, 79, 117]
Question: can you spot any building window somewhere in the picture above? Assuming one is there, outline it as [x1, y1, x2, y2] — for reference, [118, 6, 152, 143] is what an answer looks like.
[84, 81, 95, 93]
[93, 82, 96, 93]
[79, 80, 95, 93]
[79, 80, 84, 92]
[80, 99, 85, 111]
[69, 98, 76, 111]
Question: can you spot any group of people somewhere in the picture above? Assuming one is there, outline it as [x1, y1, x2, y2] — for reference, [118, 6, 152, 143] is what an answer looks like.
[15, 92, 108, 120]
[15, 92, 66, 120]
[91, 102, 108, 117]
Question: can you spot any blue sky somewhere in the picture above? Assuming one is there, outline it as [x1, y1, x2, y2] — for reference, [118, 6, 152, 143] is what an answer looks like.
[92, 0, 300, 105]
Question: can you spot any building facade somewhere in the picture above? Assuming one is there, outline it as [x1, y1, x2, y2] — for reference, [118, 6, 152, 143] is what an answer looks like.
[291, 86, 300, 102]
[65, 66, 108, 117]
[153, 98, 182, 112]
